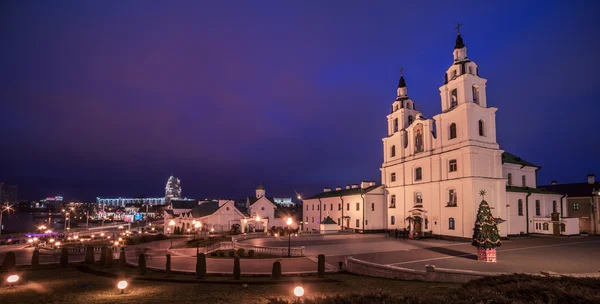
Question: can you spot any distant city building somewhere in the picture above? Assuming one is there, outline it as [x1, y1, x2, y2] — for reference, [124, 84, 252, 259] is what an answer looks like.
[273, 197, 293, 207]
[40, 196, 64, 209]
[0, 183, 17, 204]
[97, 175, 181, 207]
[165, 175, 182, 203]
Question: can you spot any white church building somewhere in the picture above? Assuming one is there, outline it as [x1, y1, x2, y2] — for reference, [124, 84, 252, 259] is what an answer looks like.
[302, 31, 579, 239]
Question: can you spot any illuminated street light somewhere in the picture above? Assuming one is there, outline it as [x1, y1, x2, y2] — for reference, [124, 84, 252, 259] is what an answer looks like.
[55, 241, 61, 247]
[49, 238, 55, 243]
[28, 239, 33, 243]
[73, 235, 79, 240]
[7, 275, 19, 287]
[256, 215, 260, 222]
[100, 233, 105, 237]
[293, 286, 304, 297]
[287, 217, 293, 257]
[117, 280, 128, 294]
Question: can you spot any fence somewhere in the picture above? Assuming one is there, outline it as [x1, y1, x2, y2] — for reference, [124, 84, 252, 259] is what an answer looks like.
[233, 242, 305, 257]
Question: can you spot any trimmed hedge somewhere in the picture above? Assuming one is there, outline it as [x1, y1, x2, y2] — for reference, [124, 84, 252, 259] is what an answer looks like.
[85, 245, 95, 265]
[60, 247, 69, 267]
[138, 254, 146, 275]
[233, 256, 241, 280]
[2, 251, 16, 272]
[271, 260, 282, 280]
[32, 249, 40, 268]
[237, 248, 245, 257]
[196, 253, 206, 279]
[248, 249, 255, 258]
[317, 254, 325, 278]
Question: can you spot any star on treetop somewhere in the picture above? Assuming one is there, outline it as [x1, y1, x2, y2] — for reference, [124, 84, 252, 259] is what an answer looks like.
[479, 190, 486, 199]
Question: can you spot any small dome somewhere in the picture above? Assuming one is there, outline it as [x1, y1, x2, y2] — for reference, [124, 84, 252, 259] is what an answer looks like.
[256, 184, 265, 190]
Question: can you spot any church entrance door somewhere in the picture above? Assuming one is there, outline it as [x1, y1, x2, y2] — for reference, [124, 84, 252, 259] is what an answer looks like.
[414, 216, 422, 234]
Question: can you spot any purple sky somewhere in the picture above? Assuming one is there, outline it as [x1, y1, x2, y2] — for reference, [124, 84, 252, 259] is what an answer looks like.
[1, 1, 599, 201]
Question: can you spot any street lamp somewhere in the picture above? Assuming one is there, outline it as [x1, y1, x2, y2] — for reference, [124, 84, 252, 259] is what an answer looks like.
[117, 280, 128, 294]
[286, 217, 293, 257]
[293, 286, 304, 298]
[7, 275, 19, 287]
[168, 220, 175, 234]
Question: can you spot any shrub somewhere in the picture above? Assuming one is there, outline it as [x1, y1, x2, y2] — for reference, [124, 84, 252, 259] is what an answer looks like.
[196, 253, 206, 279]
[271, 260, 282, 280]
[32, 249, 40, 268]
[166, 254, 171, 277]
[138, 254, 147, 275]
[104, 248, 113, 268]
[99, 247, 107, 265]
[233, 256, 241, 280]
[119, 248, 126, 270]
[317, 254, 325, 278]
[221, 235, 227, 239]
[248, 250, 255, 258]
[2, 251, 16, 272]
[219, 252, 225, 257]
[237, 248, 245, 257]
[85, 245, 95, 265]
[60, 247, 69, 268]
[228, 250, 235, 257]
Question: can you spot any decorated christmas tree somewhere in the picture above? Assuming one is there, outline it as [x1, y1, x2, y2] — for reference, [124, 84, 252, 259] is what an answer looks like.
[472, 190, 501, 261]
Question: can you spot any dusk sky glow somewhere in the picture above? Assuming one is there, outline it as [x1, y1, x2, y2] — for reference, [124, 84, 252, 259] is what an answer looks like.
[1, 1, 599, 201]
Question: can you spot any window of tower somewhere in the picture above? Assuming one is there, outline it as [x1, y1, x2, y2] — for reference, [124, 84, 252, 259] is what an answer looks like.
[415, 168, 422, 181]
[408, 115, 413, 126]
[390, 195, 396, 208]
[473, 86, 479, 104]
[451, 89, 458, 108]
[391, 145, 396, 157]
[508, 173, 512, 186]
[449, 159, 457, 172]
[452, 70, 457, 79]
[391, 172, 396, 182]
[478, 120, 486, 136]
[522, 175, 527, 187]
[448, 189, 457, 206]
[449, 123, 457, 140]
[394, 118, 399, 132]
[449, 218, 455, 230]
[469, 66, 473, 75]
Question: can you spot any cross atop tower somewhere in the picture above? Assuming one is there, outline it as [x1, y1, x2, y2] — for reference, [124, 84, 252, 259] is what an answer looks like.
[400, 67, 404, 76]
[455, 22, 463, 34]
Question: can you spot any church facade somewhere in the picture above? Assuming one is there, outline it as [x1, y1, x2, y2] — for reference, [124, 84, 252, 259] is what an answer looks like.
[302, 31, 580, 238]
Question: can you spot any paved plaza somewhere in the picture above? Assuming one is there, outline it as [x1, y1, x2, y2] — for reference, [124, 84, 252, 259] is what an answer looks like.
[242, 234, 600, 274]
[2, 234, 599, 275]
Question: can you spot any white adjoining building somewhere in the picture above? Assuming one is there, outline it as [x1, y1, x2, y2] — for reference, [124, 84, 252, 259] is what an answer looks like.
[163, 185, 299, 234]
[302, 31, 580, 238]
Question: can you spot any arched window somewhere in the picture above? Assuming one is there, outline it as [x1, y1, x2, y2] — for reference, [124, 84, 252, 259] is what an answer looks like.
[518, 199, 523, 216]
[449, 218, 455, 230]
[522, 175, 527, 187]
[535, 200, 540, 216]
[507, 173, 512, 186]
[408, 115, 413, 126]
[391, 216, 395, 225]
[451, 89, 458, 107]
[478, 120, 485, 136]
[394, 118, 399, 132]
[414, 124, 424, 153]
[415, 192, 423, 205]
[406, 102, 411, 109]
[415, 168, 422, 181]
[448, 189, 457, 206]
[553, 201, 557, 213]
[391, 172, 396, 182]
[390, 195, 396, 208]
[472, 86, 479, 104]
[543, 223, 549, 231]
[391, 145, 396, 157]
[449, 123, 457, 140]
[469, 66, 473, 75]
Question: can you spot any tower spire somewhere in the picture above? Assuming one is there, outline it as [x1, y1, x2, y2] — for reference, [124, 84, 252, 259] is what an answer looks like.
[454, 22, 465, 49]
[398, 68, 406, 88]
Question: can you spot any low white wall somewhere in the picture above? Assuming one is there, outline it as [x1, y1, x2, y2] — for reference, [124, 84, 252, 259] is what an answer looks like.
[345, 257, 508, 283]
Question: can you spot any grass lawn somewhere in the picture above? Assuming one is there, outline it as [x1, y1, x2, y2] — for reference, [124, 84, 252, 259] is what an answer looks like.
[0, 266, 455, 304]
[2, 265, 599, 304]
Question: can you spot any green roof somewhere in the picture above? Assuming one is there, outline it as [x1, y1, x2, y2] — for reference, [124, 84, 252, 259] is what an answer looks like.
[305, 184, 381, 200]
[501, 152, 540, 168]
[506, 186, 561, 195]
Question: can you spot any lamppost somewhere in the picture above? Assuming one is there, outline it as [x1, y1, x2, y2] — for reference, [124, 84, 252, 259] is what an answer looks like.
[256, 215, 260, 233]
[168, 220, 175, 247]
[286, 217, 293, 257]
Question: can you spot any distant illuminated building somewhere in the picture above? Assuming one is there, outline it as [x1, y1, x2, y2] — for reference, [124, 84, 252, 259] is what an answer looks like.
[97, 175, 182, 207]
[165, 175, 182, 203]
[0, 183, 18, 204]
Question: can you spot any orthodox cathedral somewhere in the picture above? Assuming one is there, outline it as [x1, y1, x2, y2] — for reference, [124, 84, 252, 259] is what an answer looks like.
[302, 30, 580, 239]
